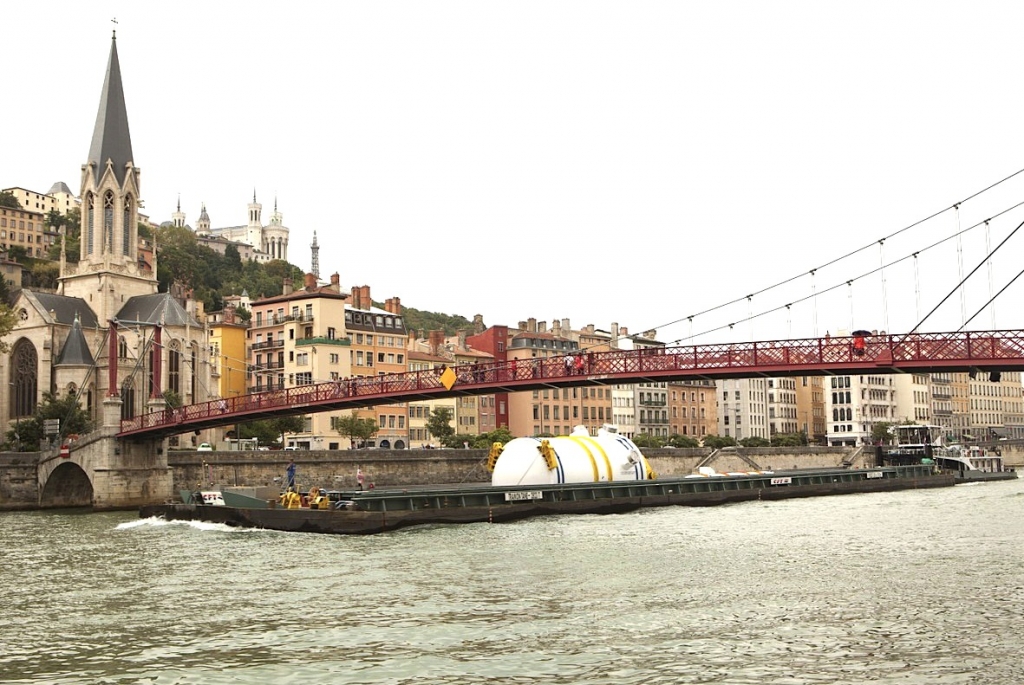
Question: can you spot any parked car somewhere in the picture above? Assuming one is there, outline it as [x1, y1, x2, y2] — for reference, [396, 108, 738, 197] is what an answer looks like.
[197, 443, 213, 451]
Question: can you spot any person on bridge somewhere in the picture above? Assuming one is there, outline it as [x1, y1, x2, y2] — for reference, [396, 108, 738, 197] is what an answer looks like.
[853, 334, 866, 357]
[357, 467, 365, 491]
[509, 358, 518, 380]
[574, 354, 585, 375]
[564, 354, 575, 376]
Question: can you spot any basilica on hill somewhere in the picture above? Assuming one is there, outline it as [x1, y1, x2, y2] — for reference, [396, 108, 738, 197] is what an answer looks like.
[169, 192, 290, 264]
[2, 33, 213, 437]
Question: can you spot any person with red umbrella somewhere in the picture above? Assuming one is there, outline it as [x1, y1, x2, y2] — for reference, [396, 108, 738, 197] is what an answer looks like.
[852, 330, 871, 357]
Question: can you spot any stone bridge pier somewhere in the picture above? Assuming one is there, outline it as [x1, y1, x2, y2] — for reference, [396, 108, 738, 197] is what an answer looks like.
[38, 429, 171, 509]
[36, 399, 173, 510]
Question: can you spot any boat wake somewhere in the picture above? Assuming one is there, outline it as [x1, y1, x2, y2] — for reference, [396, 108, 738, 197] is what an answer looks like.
[117, 516, 259, 534]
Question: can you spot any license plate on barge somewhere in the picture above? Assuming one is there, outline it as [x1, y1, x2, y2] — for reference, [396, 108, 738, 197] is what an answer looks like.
[505, 490, 543, 501]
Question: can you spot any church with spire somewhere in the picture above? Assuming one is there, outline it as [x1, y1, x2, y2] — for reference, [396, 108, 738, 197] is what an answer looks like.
[2, 33, 214, 441]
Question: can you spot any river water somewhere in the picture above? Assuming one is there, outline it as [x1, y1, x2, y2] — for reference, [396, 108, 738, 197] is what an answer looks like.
[1, 478, 1022, 685]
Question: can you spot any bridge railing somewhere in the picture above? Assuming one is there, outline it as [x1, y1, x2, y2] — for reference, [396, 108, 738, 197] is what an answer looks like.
[120, 330, 1024, 435]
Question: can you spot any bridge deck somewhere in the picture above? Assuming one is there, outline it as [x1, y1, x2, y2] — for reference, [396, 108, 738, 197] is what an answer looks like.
[118, 330, 1024, 439]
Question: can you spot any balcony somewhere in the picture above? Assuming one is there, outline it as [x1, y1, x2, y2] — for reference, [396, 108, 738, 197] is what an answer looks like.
[251, 339, 285, 350]
[295, 336, 350, 347]
[639, 399, 667, 406]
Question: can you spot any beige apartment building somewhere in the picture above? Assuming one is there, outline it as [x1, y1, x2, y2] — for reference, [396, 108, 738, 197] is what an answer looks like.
[0, 205, 55, 257]
[406, 347, 454, 448]
[794, 375, 826, 442]
[3, 183, 80, 216]
[247, 273, 351, 449]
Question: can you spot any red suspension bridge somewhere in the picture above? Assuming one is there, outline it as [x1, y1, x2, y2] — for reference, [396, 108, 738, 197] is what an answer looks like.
[119, 329, 1024, 439]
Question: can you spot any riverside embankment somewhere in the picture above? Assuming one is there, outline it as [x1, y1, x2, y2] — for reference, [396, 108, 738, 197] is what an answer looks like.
[3, 442, 1022, 510]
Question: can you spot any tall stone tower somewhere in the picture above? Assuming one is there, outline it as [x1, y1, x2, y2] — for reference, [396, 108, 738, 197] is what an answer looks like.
[310, 230, 320, 279]
[59, 31, 158, 323]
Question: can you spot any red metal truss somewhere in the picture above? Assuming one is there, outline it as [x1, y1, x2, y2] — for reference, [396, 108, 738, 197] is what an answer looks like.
[118, 330, 1024, 438]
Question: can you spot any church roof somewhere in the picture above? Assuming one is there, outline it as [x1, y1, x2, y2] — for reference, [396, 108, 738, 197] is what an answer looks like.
[55, 316, 95, 366]
[87, 34, 134, 186]
[116, 293, 200, 327]
[47, 181, 74, 196]
[29, 291, 99, 327]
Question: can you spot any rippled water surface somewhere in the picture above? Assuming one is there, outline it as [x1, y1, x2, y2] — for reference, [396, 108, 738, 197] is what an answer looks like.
[1, 478, 1022, 684]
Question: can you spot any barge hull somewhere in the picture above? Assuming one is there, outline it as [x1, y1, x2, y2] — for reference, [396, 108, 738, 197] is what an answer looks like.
[141, 466, 955, 535]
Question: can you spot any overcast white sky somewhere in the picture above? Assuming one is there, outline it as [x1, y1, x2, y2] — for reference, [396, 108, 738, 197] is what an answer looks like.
[5, 2, 1024, 345]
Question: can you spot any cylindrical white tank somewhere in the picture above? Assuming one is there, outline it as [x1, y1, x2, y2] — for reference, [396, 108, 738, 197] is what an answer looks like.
[491, 426, 653, 487]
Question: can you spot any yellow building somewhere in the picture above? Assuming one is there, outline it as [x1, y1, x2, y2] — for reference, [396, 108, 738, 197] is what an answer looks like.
[207, 305, 248, 402]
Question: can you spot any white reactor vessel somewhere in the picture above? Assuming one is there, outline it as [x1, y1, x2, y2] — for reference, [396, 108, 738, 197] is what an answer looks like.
[490, 425, 655, 487]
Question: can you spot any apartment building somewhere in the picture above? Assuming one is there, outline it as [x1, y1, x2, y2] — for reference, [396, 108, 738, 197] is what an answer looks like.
[345, 285, 409, 448]
[767, 377, 799, 436]
[794, 375, 826, 442]
[406, 347, 454, 448]
[718, 378, 769, 441]
[825, 374, 897, 446]
[247, 273, 351, 449]
[0, 205, 55, 257]
[3, 183, 80, 216]
[667, 381, 717, 439]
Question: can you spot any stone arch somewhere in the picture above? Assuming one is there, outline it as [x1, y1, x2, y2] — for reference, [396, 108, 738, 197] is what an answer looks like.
[39, 461, 93, 508]
[10, 338, 38, 418]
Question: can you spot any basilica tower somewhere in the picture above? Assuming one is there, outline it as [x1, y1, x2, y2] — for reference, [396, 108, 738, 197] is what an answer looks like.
[59, 31, 158, 323]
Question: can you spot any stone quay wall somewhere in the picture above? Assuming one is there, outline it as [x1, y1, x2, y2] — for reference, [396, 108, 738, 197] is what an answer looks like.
[0, 453, 42, 511]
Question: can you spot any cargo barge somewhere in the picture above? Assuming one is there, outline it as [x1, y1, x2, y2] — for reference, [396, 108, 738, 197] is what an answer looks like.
[140, 464, 953, 535]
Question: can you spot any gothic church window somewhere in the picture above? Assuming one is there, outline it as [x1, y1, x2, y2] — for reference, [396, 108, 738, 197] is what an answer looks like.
[10, 339, 38, 418]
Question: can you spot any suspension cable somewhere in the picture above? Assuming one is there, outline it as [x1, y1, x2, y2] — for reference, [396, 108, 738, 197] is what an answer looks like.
[650, 166, 1024, 339]
[911, 216, 1024, 333]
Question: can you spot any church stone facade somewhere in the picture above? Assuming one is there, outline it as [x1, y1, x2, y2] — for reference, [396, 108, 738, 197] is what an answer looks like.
[2, 34, 214, 441]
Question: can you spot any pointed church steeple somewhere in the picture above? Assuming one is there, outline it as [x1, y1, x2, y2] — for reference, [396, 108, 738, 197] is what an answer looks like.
[61, 33, 156, 324]
[87, 33, 134, 187]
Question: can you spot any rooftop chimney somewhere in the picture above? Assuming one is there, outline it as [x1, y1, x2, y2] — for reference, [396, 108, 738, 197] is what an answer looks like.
[282, 278, 293, 296]
[304, 273, 317, 290]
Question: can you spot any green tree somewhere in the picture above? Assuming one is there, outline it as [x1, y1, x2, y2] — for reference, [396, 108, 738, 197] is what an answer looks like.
[5, 390, 93, 451]
[28, 261, 59, 290]
[7, 246, 28, 263]
[137, 221, 153, 241]
[871, 421, 896, 445]
[162, 390, 183, 408]
[46, 208, 81, 263]
[223, 243, 242, 270]
[0, 191, 20, 209]
[237, 415, 306, 447]
[667, 434, 700, 448]
[739, 436, 771, 447]
[703, 434, 737, 449]
[631, 433, 663, 448]
[426, 406, 455, 445]
[332, 413, 379, 448]
[770, 432, 808, 447]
